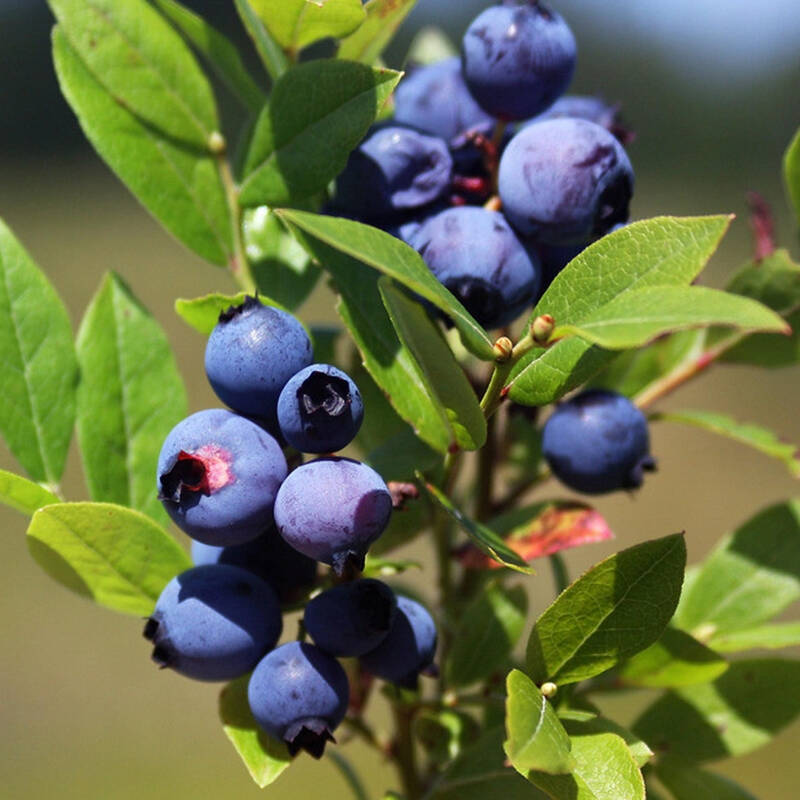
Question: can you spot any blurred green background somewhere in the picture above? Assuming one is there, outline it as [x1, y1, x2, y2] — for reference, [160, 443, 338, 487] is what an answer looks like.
[1, 1, 799, 798]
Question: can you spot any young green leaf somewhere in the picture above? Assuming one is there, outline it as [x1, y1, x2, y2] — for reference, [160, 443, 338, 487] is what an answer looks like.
[446, 585, 527, 688]
[784, 126, 800, 226]
[26, 502, 191, 615]
[338, 0, 418, 64]
[709, 621, 800, 653]
[233, 0, 289, 81]
[414, 709, 480, 766]
[277, 210, 495, 360]
[633, 659, 800, 762]
[240, 62, 400, 207]
[526, 533, 686, 685]
[174, 291, 295, 336]
[0, 218, 77, 484]
[656, 758, 757, 800]
[76, 273, 187, 524]
[507, 216, 732, 406]
[219, 676, 291, 788]
[673, 500, 800, 639]
[52, 27, 233, 266]
[652, 408, 800, 477]
[0, 469, 60, 516]
[48, 0, 219, 149]
[557, 715, 653, 769]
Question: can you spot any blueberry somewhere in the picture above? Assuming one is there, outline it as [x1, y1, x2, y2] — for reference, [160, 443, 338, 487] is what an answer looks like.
[277, 364, 364, 454]
[524, 94, 623, 134]
[409, 206, 541, 329]
[143, 564, 282, 681]
[334, 125, 453, 222]
[157, 409, 287, 546]
[360, 595, 437, 690]
[191, 527, 317, 604]
[499, 118, 634, 243]
[541, 389, 657, 494]
[393, 56, 495, 143]
[304, 579, 397, 657]
[274, 457, 392, 575]
[461, 1, 577, 121]
[205, 296, 312, 423]
[248, 641, 349, 758]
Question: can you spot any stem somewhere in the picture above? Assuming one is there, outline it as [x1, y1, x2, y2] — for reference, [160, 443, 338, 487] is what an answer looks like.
[328, 751, 370, 800]
[341, 716, 385, 753]
[475, 412, 496, 521]
[549, 553, 570, 595]
[480, 332, 536, 419]
[391, 702, 422, 800]
[216, 152, 256, 294]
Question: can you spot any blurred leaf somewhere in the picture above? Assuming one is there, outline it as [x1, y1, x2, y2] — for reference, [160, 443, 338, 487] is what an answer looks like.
[656, 758, 757, 799]
[278, 211, 495, 359]
[240, 62, 400, 207]
[527, 534, 686, 685]
[405, 26, 458, 64]
[653, 408, 800, 477]
[414, 709, 480, 765]
[369, 493, 428, 555]
[673, 501, 800, 639]
[784, 126, 800, 227]
[174, 292, 296, 336]
[508, 216, 732, 406]
[328, 751, 369, 800]
[219, 676, 291, 788]
[709, 621, 800, 653]
[48, 0, 218, 149]
[76, 273, 187, 524]
[27, 502, 191, 615]
[153, 0, 265, 113]
[380, 280, 486, 452]
[338, 0, 417, 64]
[53, 27, 233, 265]
[447, 585, 527, 688]
[417, 477, 533, 573]
[362, 556, 421, 578]
[557, 715, 652, 769]
[722, 308, 800, 367]
[633, 659, 800, 762]
[0, 219, 78, 484]
[0, 470, 60, 516]
[233, 0, 289, 81]
[619, 626, 728, 688]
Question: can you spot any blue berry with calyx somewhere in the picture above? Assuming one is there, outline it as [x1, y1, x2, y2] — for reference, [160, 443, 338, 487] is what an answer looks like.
[274, 457, 392, 576]
[304, 579, 397, 657]
[157, 409, 287, 546]
[541, 389, 657, 494]
[499, 118, 634, 244]
[248, 641, 349, 758]
[205, 295, 312, 423]
[143, 564, 282, 681]
[461, 0, 577, 121]
[277, 364, 364, 454]
[360, 595, 438, 690]
[409, 205, 541, 329]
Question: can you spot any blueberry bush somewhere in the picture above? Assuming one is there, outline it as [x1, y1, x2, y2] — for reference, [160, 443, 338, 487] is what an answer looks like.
[3, 1, 800, 797]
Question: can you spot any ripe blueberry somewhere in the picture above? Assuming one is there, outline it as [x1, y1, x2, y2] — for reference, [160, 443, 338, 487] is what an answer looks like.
[248, 641, 349, 758]
[143, 564, 282, 681]
[157, 408, 287, 546]
[274, 457, 392, 575]
[277, 364, 364, 454]
[525, 94, 628, 141]
[542, 389, 657, 494]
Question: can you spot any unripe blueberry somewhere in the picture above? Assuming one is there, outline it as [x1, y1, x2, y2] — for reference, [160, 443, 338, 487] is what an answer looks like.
[541, 389, 657, 494]
[277, 364, 364, 454]
[143, 564, 282, 681]
[157, 409, 287, 546]
[248, 641, 349, 758]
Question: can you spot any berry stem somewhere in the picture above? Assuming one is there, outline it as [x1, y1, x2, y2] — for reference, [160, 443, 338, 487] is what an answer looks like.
[391, 701, 423, 800]
[479, 330, 536, 419]
[216, 152, 257, 294]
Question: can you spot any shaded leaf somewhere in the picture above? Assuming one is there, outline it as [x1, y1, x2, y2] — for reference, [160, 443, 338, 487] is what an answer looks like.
[414, 709, 480, 766]
[338, 0, 417, 64]
[656, 758, 757, 800]
[785, 126, 800, 227]
[233, 0, 289, 81]
[0, 469, 60, 516]
[709, 621, 800, 653]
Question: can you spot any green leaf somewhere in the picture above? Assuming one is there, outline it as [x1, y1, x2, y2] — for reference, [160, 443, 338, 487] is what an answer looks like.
[174, 291, 296, 336]
[380, 280, 486, 452]
[633, 659, 800, 762]
[250, 0, 366, 53]
[653, 408, 800, 477]
[673, 501, 800, 639]
[405, 26, 458, 65]
[784, 126, 800, 226]
[48, 0, 218, 149]
[414, 709, 480, 766]
[233, 0, 289, 81]
[338, 0, 417, 64]
[656, 758, 757, 800]
[618, 626, 728, 688]
[447, 585, 527, 688]
[76, 273, 187, 524]
[552, 285, 787, 350]
[508, 216, 732, 406]
[557, 715, 652, 769]
[0, 218, 78, 484]
[278, 210, 495, 359]
[709, 621, 800, 653]
[0, 469, 60, 516]
[153, 0, 265, 114]
[240, 62, 400, 207]
[417, 476, 533, 573]
[26, 502, 191, 615]
[52, 27, 233, 266]
[526, 534, 686, 685]
[362, 556, 421, 578]
[219, 676, 291, 788]
[505, 669, 574, 775]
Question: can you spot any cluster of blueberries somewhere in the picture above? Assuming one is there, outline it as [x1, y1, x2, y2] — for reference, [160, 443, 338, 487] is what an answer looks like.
[330, 0, 634, 331]
[145, 297, 437, 758]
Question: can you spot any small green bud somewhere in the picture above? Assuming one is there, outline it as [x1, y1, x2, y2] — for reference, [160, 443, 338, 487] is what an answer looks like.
[532, 314, 555, 345]
[540, 681, 558, 698]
